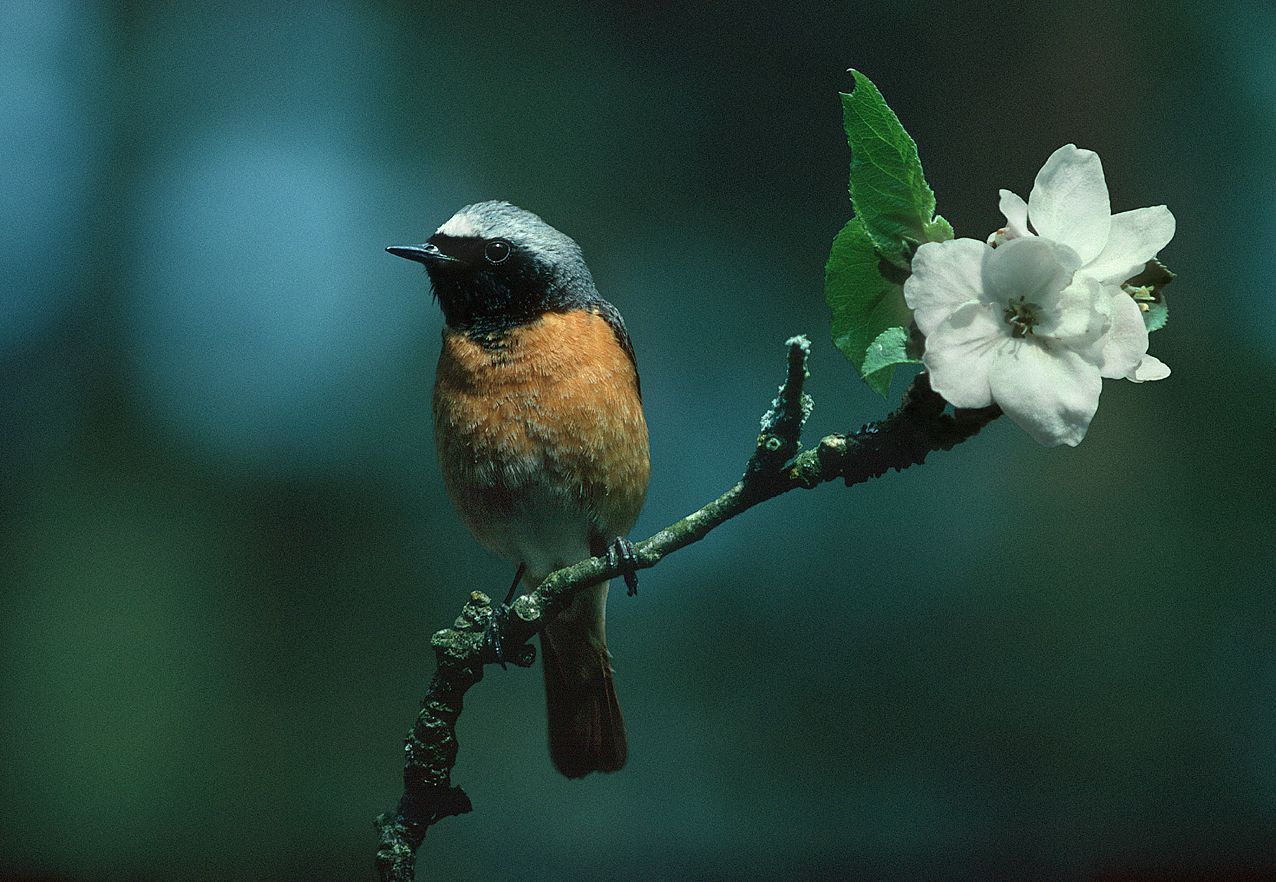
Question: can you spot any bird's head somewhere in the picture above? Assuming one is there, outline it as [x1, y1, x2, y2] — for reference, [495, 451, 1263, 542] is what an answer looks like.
[387, 201, 597, 331]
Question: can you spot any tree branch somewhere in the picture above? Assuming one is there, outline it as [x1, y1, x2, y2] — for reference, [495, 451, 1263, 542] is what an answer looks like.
[374, 336, 1000, 881]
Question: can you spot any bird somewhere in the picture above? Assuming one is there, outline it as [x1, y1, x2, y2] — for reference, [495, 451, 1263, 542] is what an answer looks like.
[387, 201, 650, 778]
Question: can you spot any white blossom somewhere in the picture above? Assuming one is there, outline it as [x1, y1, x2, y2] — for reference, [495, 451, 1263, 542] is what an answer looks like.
[905, 145, 1175, 447]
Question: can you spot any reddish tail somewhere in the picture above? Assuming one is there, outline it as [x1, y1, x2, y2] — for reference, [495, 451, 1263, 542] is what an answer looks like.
[539, 586, 627, 778]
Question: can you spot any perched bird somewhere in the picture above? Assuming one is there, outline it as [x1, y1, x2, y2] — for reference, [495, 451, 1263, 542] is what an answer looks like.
[388, 202, 649, 778]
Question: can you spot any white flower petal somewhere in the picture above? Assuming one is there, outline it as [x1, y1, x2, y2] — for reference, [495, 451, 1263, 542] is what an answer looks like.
[988, 341, 1102, 447]
[904, 238, 989, 336]
[1084, 205, 1176, 285]
[1028, 144, 1111, 265]
[1129, 354, 1170, 383]
[981, 236, 1073, 306]
[921, 301, 1006, 409]
[1097, 289, 1150, 379]
[1037, 276, 1110, 361]
[998, 189, 1031, 239]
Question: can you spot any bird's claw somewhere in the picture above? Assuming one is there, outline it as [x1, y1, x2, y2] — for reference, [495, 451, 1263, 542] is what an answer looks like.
[481, 602, 534, 668]
[481, 602, 511, 669]
[607, 537, 640, 596]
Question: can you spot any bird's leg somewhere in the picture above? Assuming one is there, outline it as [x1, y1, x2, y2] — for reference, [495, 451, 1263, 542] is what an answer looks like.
[607, 537, 640, 596]
[482, 563, 526, 669]
[503, 563, 525, 607]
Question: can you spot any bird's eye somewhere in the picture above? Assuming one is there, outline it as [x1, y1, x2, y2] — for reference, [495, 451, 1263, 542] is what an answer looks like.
[484, 239, 511, 265]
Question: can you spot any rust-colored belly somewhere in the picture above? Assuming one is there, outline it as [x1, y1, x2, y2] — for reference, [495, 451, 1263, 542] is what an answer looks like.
[432, 310, 650, 570]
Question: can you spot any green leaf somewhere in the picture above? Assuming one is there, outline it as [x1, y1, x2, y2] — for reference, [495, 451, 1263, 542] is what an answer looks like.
[1142, 296, 1169, 332]
[825, 217, 912, 397]
[922, 214, 954, 243]
[827, 71, 951, 395]
[861, 325, 923, 395]
[1126, 258, 1176, 290]
[840, 70, 944, 261]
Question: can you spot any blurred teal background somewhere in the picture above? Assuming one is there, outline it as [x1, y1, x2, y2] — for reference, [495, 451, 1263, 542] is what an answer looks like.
[2, 1, 1273, 879]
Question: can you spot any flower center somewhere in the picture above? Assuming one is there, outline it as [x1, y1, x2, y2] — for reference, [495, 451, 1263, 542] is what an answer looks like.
[1003, 297, 1041, 338]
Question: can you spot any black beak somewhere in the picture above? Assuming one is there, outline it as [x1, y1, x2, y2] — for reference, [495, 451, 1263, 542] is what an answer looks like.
[385, 242, 461, 265]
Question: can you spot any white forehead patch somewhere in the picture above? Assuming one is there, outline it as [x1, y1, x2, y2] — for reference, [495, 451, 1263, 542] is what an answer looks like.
[435, 212, 480, 238]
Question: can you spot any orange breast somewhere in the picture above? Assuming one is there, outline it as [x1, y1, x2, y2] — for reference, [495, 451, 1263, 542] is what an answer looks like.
[432, 309, 650, 564]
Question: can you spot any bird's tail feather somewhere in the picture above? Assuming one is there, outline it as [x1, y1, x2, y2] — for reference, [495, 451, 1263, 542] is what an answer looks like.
[540, 582, 627, 778]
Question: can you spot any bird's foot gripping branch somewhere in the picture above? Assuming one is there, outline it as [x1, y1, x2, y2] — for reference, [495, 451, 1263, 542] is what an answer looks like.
[374, 336, 1000, 882]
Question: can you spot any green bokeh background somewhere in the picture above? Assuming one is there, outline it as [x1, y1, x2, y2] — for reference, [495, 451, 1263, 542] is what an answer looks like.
[2, 1, 1273, 879]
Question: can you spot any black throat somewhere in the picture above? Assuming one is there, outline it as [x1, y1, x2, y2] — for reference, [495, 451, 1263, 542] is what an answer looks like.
[425, 234, 598, 340]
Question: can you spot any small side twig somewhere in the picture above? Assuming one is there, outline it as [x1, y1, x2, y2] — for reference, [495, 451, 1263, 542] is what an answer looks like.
[745, 334, 813, 478]
[374, 337, 999, 882]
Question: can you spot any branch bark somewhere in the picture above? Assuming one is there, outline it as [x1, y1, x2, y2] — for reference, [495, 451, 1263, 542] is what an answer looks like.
[374, 336, 1000, 881]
